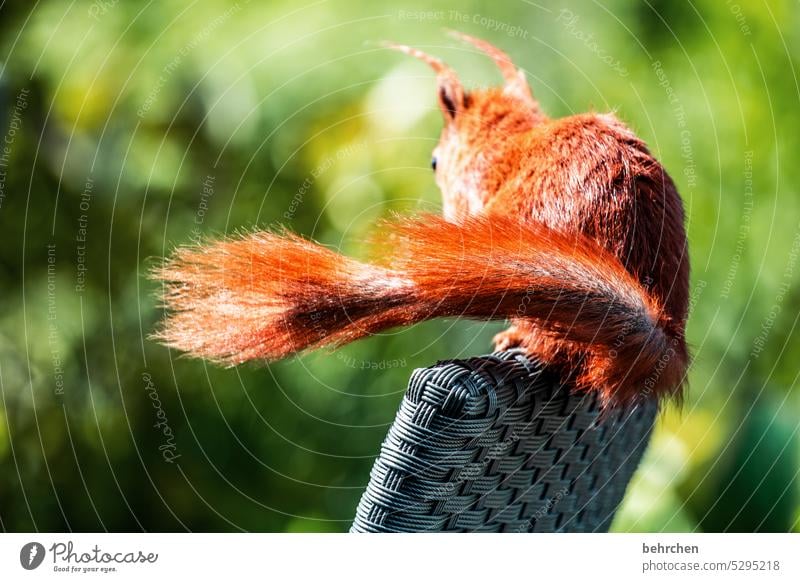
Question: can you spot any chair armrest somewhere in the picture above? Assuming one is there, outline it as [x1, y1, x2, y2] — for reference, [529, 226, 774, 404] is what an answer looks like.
[351, 350, 657, 532]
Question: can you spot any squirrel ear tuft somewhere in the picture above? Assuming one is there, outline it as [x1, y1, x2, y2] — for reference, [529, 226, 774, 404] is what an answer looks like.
[447, 31, 536, 107]
[383, 41, 465, 121]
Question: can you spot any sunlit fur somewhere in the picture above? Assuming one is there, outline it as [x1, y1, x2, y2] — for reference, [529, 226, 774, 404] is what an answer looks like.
[152, 35, 689, 407]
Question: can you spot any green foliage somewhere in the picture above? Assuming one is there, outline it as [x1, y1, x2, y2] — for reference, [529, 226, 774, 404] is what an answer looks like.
[0, 0, 797, 532]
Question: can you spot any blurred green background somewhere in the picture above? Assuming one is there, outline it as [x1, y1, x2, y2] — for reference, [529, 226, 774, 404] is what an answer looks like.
[0, 0, 798, 532]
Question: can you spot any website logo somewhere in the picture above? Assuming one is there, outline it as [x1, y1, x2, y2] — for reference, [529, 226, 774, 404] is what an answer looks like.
[20, 542, 46, 570]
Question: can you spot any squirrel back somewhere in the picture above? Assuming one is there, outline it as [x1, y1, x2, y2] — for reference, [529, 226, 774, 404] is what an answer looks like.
[152, 33, 689, 407]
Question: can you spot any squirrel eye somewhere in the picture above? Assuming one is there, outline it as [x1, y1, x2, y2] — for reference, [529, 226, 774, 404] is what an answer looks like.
[431, 156, 438, 171]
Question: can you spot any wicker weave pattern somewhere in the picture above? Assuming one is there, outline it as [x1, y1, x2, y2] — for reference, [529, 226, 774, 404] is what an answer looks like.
[351, 351, 657, 532]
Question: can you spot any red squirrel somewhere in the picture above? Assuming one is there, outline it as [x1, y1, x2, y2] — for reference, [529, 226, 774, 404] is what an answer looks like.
[153, 33, 690, 407]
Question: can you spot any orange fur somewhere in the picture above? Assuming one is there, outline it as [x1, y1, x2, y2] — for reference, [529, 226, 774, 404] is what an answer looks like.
[152, 34, 690, 407]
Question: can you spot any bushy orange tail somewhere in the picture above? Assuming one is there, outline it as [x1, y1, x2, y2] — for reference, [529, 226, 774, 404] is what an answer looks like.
[152, 214, 686, 404]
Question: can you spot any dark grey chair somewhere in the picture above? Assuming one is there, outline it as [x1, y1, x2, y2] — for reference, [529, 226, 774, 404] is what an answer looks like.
[351, 350, 657, 532]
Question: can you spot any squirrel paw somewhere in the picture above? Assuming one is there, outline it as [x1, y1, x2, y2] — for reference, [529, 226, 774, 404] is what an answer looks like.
[493, 326, 525, 352]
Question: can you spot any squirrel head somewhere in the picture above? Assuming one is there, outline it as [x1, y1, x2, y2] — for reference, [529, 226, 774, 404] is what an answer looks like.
[387, 33, 545, 221]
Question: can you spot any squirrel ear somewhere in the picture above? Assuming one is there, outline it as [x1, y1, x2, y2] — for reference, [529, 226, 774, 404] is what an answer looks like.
[447, 31, 536, 107]
[437, 75, 465, 120]
[383, 42, 465, 121]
